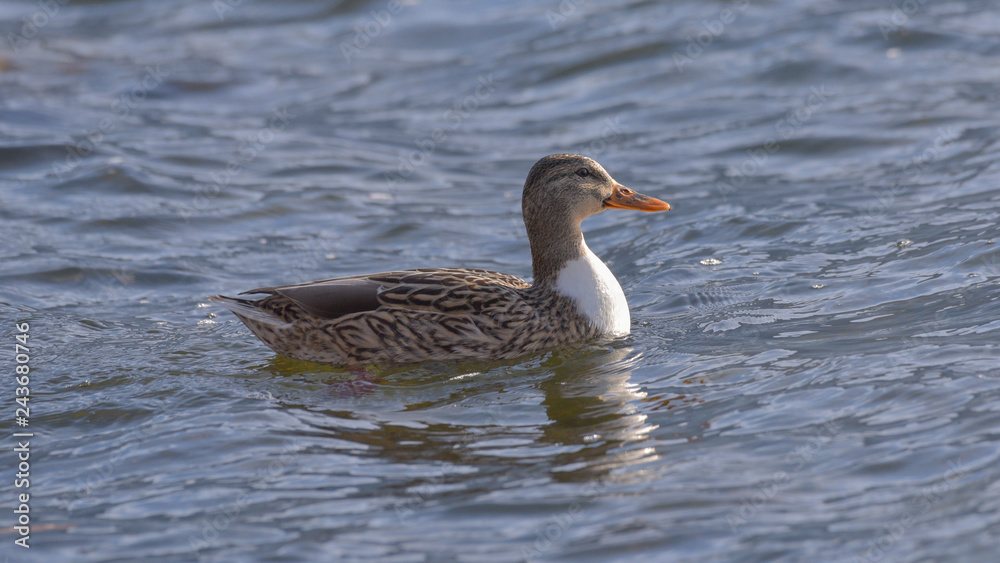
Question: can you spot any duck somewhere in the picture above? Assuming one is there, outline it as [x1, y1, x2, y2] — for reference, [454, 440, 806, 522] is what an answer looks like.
[210, 154, 670, 366]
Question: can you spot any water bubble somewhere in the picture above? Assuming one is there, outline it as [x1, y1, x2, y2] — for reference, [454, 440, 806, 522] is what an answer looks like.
[700, 258, 723, 266]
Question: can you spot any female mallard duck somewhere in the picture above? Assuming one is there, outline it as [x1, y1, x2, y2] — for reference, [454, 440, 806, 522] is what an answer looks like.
[211, 154, 670, 365]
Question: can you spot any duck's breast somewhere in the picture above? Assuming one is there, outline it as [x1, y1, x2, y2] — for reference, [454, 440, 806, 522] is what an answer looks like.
[554, 243, 630, 337]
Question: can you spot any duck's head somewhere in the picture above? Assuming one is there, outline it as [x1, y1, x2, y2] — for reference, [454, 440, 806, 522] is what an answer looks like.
[522, 154, 669, 229]
[521, 154, 670, 284]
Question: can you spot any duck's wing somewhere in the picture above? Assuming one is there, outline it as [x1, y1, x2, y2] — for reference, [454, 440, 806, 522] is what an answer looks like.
[238, 268, 530, 320]
[239, 275, 384, 319]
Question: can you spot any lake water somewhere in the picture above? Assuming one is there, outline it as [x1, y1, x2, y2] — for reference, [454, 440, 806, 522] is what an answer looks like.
[2, 0, 999, 561]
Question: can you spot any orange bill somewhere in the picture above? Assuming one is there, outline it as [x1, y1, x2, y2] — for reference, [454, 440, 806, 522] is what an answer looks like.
[603, 183, 671, 212]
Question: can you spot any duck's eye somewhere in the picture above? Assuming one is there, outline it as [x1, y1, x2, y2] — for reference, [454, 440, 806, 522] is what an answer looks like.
[576, 168, 590, 177]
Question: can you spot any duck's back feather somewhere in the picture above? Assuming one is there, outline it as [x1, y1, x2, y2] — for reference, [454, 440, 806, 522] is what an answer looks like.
[210, 268, 588, 365]
[238, 268, 530, 321]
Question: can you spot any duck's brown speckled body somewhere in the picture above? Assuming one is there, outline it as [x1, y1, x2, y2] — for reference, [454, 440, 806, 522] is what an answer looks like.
[211, 154, 670, 366]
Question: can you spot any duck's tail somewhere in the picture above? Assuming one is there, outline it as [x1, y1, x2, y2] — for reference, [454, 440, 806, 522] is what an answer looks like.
[208, 295, 290, 328]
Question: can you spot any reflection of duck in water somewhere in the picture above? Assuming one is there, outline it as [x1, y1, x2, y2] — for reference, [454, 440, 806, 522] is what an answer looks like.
[539, 347, 654, 469]
[212, 154, 670, 366]
[537, 346, 709, 482]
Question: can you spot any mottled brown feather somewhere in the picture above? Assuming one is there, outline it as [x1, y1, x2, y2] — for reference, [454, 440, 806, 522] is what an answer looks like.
[210, 266, 599, 365]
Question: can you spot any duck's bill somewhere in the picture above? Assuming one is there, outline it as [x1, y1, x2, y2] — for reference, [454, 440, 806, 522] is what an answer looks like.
[603, 183, 671, 212]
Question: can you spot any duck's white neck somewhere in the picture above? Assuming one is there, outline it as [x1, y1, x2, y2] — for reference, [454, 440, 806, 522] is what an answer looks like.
[554, 240, 630, 337]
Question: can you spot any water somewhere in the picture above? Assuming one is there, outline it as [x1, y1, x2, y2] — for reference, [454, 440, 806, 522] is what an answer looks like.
[2, 0, 999, 561]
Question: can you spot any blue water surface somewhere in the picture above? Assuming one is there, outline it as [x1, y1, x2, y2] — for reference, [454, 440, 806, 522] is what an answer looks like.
[1, 0, 999, 561]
